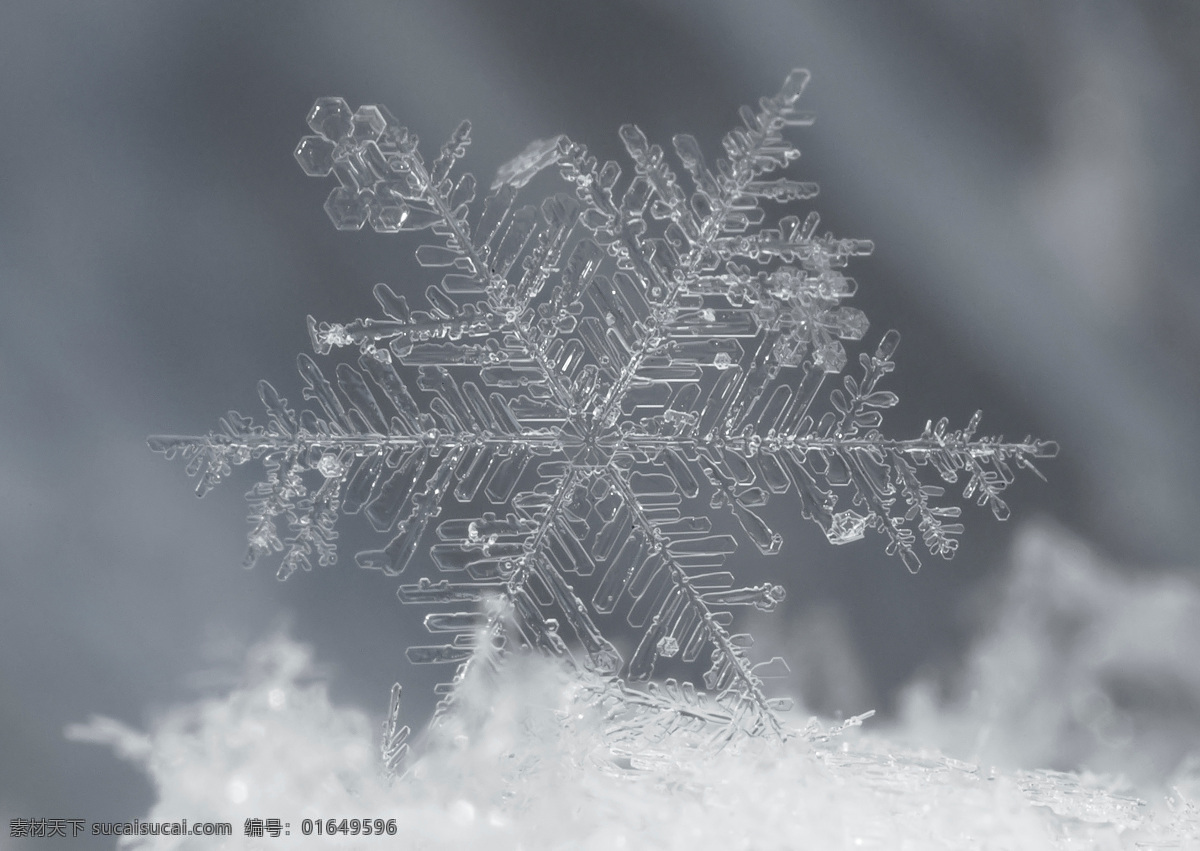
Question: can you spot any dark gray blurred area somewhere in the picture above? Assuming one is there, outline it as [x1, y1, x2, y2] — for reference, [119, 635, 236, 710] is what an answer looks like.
[2, 0, 1198, 839]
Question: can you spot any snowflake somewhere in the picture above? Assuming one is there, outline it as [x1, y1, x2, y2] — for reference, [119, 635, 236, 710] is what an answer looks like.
[150, 70, 1056, 741]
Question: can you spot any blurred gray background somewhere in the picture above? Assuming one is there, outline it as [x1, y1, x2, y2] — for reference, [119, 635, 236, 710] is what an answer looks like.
[1, 0, 1198, 839]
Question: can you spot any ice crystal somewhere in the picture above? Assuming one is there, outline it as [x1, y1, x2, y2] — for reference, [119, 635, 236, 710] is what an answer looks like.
[150, 70, 1056, 740]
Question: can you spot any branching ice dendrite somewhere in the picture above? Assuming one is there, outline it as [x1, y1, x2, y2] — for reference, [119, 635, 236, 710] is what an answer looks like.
[150, 70, 1056, 741]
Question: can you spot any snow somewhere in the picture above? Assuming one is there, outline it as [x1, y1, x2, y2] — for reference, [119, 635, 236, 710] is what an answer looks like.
[66, 524, 1200, 849]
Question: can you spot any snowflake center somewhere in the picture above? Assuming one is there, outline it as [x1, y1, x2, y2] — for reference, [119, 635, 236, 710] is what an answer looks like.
[558, 417, 619, 469]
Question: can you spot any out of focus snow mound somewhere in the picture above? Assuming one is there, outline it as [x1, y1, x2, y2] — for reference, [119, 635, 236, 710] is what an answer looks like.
[67, 522, 1200, 848]
[899, 521, 1200, 785]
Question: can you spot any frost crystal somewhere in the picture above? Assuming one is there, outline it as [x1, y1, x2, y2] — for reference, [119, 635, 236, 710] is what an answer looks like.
[150, 70, 1056, 740]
